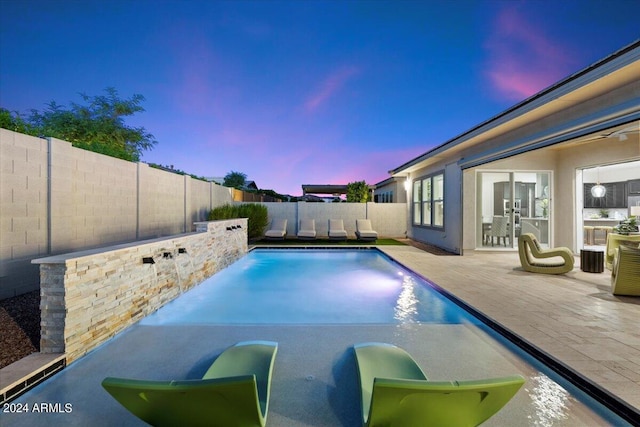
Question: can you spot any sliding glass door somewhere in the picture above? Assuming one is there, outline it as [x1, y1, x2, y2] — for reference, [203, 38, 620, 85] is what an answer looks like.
[476, 171, 550, 249]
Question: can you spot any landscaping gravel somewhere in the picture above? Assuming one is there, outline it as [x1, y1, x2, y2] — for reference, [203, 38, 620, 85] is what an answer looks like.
[0, 290, 40, 369]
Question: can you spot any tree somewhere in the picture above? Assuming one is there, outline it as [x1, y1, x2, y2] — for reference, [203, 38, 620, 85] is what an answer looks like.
[0, 108, 31, 133]
[1, 87, 156, 161]
[223, 171, 247, 189]
[346, 180, 370, 203]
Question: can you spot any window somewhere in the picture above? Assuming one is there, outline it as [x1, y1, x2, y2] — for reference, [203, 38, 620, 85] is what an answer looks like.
[413, 180, 421, 224]
[413, 173, 444, 228]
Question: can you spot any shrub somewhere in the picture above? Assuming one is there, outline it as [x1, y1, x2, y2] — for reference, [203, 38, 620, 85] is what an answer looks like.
[208, 203, 269, 239]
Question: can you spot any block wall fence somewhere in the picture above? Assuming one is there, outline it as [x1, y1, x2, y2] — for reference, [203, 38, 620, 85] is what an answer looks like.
[1, 129, 233, 298]
[2, 128, 408, 299]
[258, 201, 407, 239]
[33, 219, 248, 363]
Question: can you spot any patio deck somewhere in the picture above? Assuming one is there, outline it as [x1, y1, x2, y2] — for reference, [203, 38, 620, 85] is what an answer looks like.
[379, 245, 640, 412]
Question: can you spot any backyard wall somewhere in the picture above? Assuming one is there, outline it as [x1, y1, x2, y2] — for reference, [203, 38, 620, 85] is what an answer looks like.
[33, 219, 247, 363]
[258, 202, 407, 238]
[0, 129, 233, 298]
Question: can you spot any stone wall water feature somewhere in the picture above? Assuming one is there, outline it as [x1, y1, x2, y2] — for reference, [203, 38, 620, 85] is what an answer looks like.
[32, 219, 247, 363]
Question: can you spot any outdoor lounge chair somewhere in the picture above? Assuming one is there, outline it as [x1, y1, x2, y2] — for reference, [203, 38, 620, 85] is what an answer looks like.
[328, 219, 348, 241]
[102, 341, 278, 427]
[518, 232, 574, 275]
[353, 342, 524, 427]
[297, 219, 317, 240]
[355, 219, 378, 241]
[611, 243, 640, 296]
[265, 219, 287, 240]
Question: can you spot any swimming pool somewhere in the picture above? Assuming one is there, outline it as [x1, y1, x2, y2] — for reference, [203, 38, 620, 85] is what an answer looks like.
[2, 248, 633, 426]
[141, 249, 479, 325]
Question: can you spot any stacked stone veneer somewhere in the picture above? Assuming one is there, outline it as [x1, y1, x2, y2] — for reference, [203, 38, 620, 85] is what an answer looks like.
[33, 219, 247, 363]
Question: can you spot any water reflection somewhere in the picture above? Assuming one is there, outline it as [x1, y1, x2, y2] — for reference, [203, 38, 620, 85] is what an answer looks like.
[394, 274, 419, 323]
[527, 374, 570, 426]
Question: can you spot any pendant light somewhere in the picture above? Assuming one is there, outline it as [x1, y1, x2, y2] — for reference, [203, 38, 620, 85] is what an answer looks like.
[591, 167, 606, 198]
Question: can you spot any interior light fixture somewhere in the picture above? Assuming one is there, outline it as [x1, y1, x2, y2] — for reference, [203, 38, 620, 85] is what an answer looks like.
[591, 167, 606, 198]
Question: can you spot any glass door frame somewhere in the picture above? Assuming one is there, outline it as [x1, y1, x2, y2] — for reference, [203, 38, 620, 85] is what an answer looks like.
[476, 170, 552, 250]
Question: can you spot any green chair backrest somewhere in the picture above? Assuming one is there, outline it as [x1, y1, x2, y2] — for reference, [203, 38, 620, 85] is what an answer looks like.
[366, 376, 525, 427]
[102, 375, 265, 427]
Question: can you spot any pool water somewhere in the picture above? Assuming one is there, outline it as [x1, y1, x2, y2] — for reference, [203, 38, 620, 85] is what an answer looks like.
[141, 249, 480, 325]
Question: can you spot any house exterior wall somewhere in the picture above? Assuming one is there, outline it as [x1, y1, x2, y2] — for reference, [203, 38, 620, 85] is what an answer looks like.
[0, 129, 233, 298]
[405, 162, 463, 253]
[400, 48, 639, 255]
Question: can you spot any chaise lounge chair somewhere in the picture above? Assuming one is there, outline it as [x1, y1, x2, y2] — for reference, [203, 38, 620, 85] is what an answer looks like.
[328, 219, 348, 241]
[297, 219, 317, 240]
[611, 243, 640, 296]
[355, 219, 378, 241]
[518, 232, 574, 275]
[353, 342, 524, 427]
[265, 219, 287, 240]
[102, 340, 278, 427]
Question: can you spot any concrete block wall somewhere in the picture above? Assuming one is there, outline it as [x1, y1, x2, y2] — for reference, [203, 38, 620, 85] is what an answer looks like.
[258, 202, 407, 238]
[1, 129, 234, 298]
[33, 219, 247, 363]
[1, 130, 49, 296]
[49, 137, 138, 253]
[137, 163, 186, 239]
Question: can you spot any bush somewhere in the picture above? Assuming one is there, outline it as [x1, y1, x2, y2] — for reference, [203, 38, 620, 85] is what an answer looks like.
[207, 203, 269, 239]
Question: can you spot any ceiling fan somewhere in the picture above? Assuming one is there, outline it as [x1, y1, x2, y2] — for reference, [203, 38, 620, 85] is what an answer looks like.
[580, 124, 639, 142]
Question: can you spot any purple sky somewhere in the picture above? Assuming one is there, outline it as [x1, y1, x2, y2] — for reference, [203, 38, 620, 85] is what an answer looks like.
[1, 1, 638, 196]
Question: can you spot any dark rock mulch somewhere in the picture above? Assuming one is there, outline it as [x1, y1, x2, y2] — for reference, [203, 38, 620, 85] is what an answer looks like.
[0, 291, 40, 369]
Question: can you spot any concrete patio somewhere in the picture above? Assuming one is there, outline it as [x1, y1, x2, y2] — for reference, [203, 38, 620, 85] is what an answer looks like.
[380, 245, 640, 413]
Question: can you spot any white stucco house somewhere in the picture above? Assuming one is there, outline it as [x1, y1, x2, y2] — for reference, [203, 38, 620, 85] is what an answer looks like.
[378, 40, 640, 254]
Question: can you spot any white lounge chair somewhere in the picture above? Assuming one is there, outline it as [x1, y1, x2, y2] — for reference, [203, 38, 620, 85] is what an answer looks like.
[297, 219, 316, 240]
[265, 219, 287, 240]
[328, 219, 348, 241]
[355, 219, 378, 241]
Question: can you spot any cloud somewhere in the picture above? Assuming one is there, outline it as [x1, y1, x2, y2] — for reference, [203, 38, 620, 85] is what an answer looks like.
[484, 6, 575, 101]
[304, 65, 360, 112]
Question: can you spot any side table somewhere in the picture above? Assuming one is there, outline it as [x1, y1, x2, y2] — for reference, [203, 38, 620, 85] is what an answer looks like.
[580, 249, 604, 273]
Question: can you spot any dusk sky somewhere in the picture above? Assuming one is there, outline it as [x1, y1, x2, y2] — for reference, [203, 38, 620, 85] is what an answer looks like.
[1, 1, 639, 196]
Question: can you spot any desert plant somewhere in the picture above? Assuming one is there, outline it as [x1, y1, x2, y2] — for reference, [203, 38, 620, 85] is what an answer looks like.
[208, 203, 268, 239]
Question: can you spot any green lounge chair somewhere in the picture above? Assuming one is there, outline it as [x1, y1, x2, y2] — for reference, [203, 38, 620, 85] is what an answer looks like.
[102, 341, 278, 427]
[518, 232, 574, 274]
[611, 243, 640, 296]
[354, 342, 525, 427]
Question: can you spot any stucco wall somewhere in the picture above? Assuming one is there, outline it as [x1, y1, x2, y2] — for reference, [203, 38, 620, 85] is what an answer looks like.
[407, 162, 462, 253]
[0, 129, 233, 298]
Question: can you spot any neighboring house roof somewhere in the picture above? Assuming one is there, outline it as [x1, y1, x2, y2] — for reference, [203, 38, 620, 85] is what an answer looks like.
[302, 184, 348, 195]
[390, 40, 640, 176]
[243, 180, 259, 190]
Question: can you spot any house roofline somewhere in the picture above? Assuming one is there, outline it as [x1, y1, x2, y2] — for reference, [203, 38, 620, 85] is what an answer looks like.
[389, 39, 640, 175]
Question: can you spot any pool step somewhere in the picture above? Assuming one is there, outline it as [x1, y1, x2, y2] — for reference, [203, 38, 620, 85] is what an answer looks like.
[0, 353, 65, 404]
